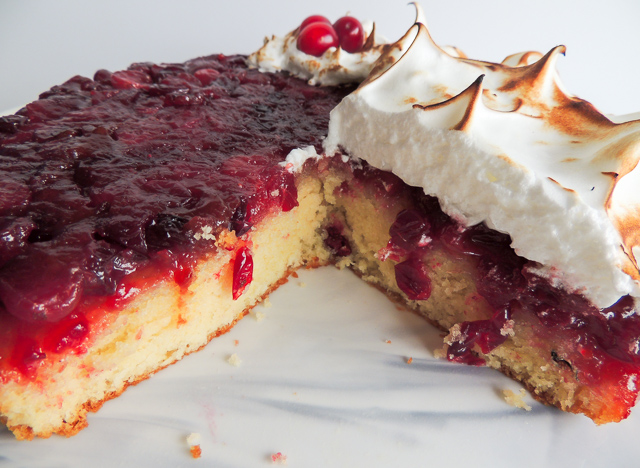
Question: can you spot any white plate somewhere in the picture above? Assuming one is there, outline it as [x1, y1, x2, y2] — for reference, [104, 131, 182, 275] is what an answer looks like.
[2, 1, 640, 466]
[2, 267, 640, 467]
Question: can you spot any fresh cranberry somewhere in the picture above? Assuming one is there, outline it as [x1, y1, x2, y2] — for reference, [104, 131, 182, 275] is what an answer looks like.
[299, 15, 332, 31]
[333, 16, 365, 53]
[297, 22, 339, 57]
[232, 246, 253, 300]
[394, 257, 431, 300]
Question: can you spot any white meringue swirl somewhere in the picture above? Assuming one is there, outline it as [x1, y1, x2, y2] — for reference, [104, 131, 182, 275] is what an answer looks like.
[247, 20, 388, 86]
[325, 12, 640, 308]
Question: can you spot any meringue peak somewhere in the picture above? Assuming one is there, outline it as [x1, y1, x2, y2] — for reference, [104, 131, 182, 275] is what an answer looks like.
[326, 5, 640, 308]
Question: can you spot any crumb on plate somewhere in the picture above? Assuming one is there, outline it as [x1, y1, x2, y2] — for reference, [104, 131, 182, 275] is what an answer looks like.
[271, 452, 288, 464]
[503, 388, 532, 411]
[186, 432, 202, 459]
[227, 353, 242, 367]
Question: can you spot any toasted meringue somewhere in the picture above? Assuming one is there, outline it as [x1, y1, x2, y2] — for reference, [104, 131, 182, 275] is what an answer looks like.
[247, 20, 388, 86]
[325, 11, 640, 308]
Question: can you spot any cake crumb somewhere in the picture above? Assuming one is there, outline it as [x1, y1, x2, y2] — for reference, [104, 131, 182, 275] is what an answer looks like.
[271, 452, 288, 464]
[253, 310, 266, 321]
[406, 357, 413, 364]
[503, 388, 532, 411]
[216, 230, 238, 250]
[298, 281, 306, 288]
[433, 345, 447, 359]
[186, 432, 202, 459]
[335, 256, 354, 269]
[384, 340, 392, 344]
[233, 339, 239, 346]
[194, 225, 216, 241]
[500, 319, 516, 337]
[262, 297, 272, 308]
[227, 353, 242, 367]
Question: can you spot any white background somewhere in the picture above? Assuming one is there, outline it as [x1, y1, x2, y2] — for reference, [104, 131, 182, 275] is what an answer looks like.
[1, 0, 640, 115]
[2, 1, 640, 466]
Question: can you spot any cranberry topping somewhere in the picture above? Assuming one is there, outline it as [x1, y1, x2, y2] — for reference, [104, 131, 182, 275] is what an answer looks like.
[42, 313, 89, 354]
[0, 54, 353, 376]
[297, 22, 339, 57]
[446, 304, 513, 366]
[229, 166, 298, 236]
[333, 16, 366, 53]
[0, 246, 85, 322]
[232, 246, 253, 300]
[389, 209, 431, 251]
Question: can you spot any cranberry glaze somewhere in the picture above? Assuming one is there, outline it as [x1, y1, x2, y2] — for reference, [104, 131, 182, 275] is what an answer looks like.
[0, 55, 352, 378]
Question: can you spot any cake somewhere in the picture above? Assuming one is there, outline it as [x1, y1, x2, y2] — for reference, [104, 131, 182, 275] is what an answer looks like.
[2, 5, 640, 440]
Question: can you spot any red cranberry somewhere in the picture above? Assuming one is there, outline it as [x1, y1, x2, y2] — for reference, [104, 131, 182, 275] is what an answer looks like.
[0, 249, 85, 322]
[394, 257, 431, 300]
[389, 210, 432, 251]
[446, 305, 512, 365]
[299, 15, 332, 31]
[324, 225, 352, 257]
[377, 239, 407, 263]
[265, 169, 299, 212]
[110, 70, 152, 90]
[333, 16, 365, 53]
[297, 22, 339, 57]
[232, 246, 253, 300]
[194, 68, 220, 86]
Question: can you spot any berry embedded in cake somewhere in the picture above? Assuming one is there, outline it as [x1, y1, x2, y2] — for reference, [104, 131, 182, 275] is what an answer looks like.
[2, 5, 640, 440]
